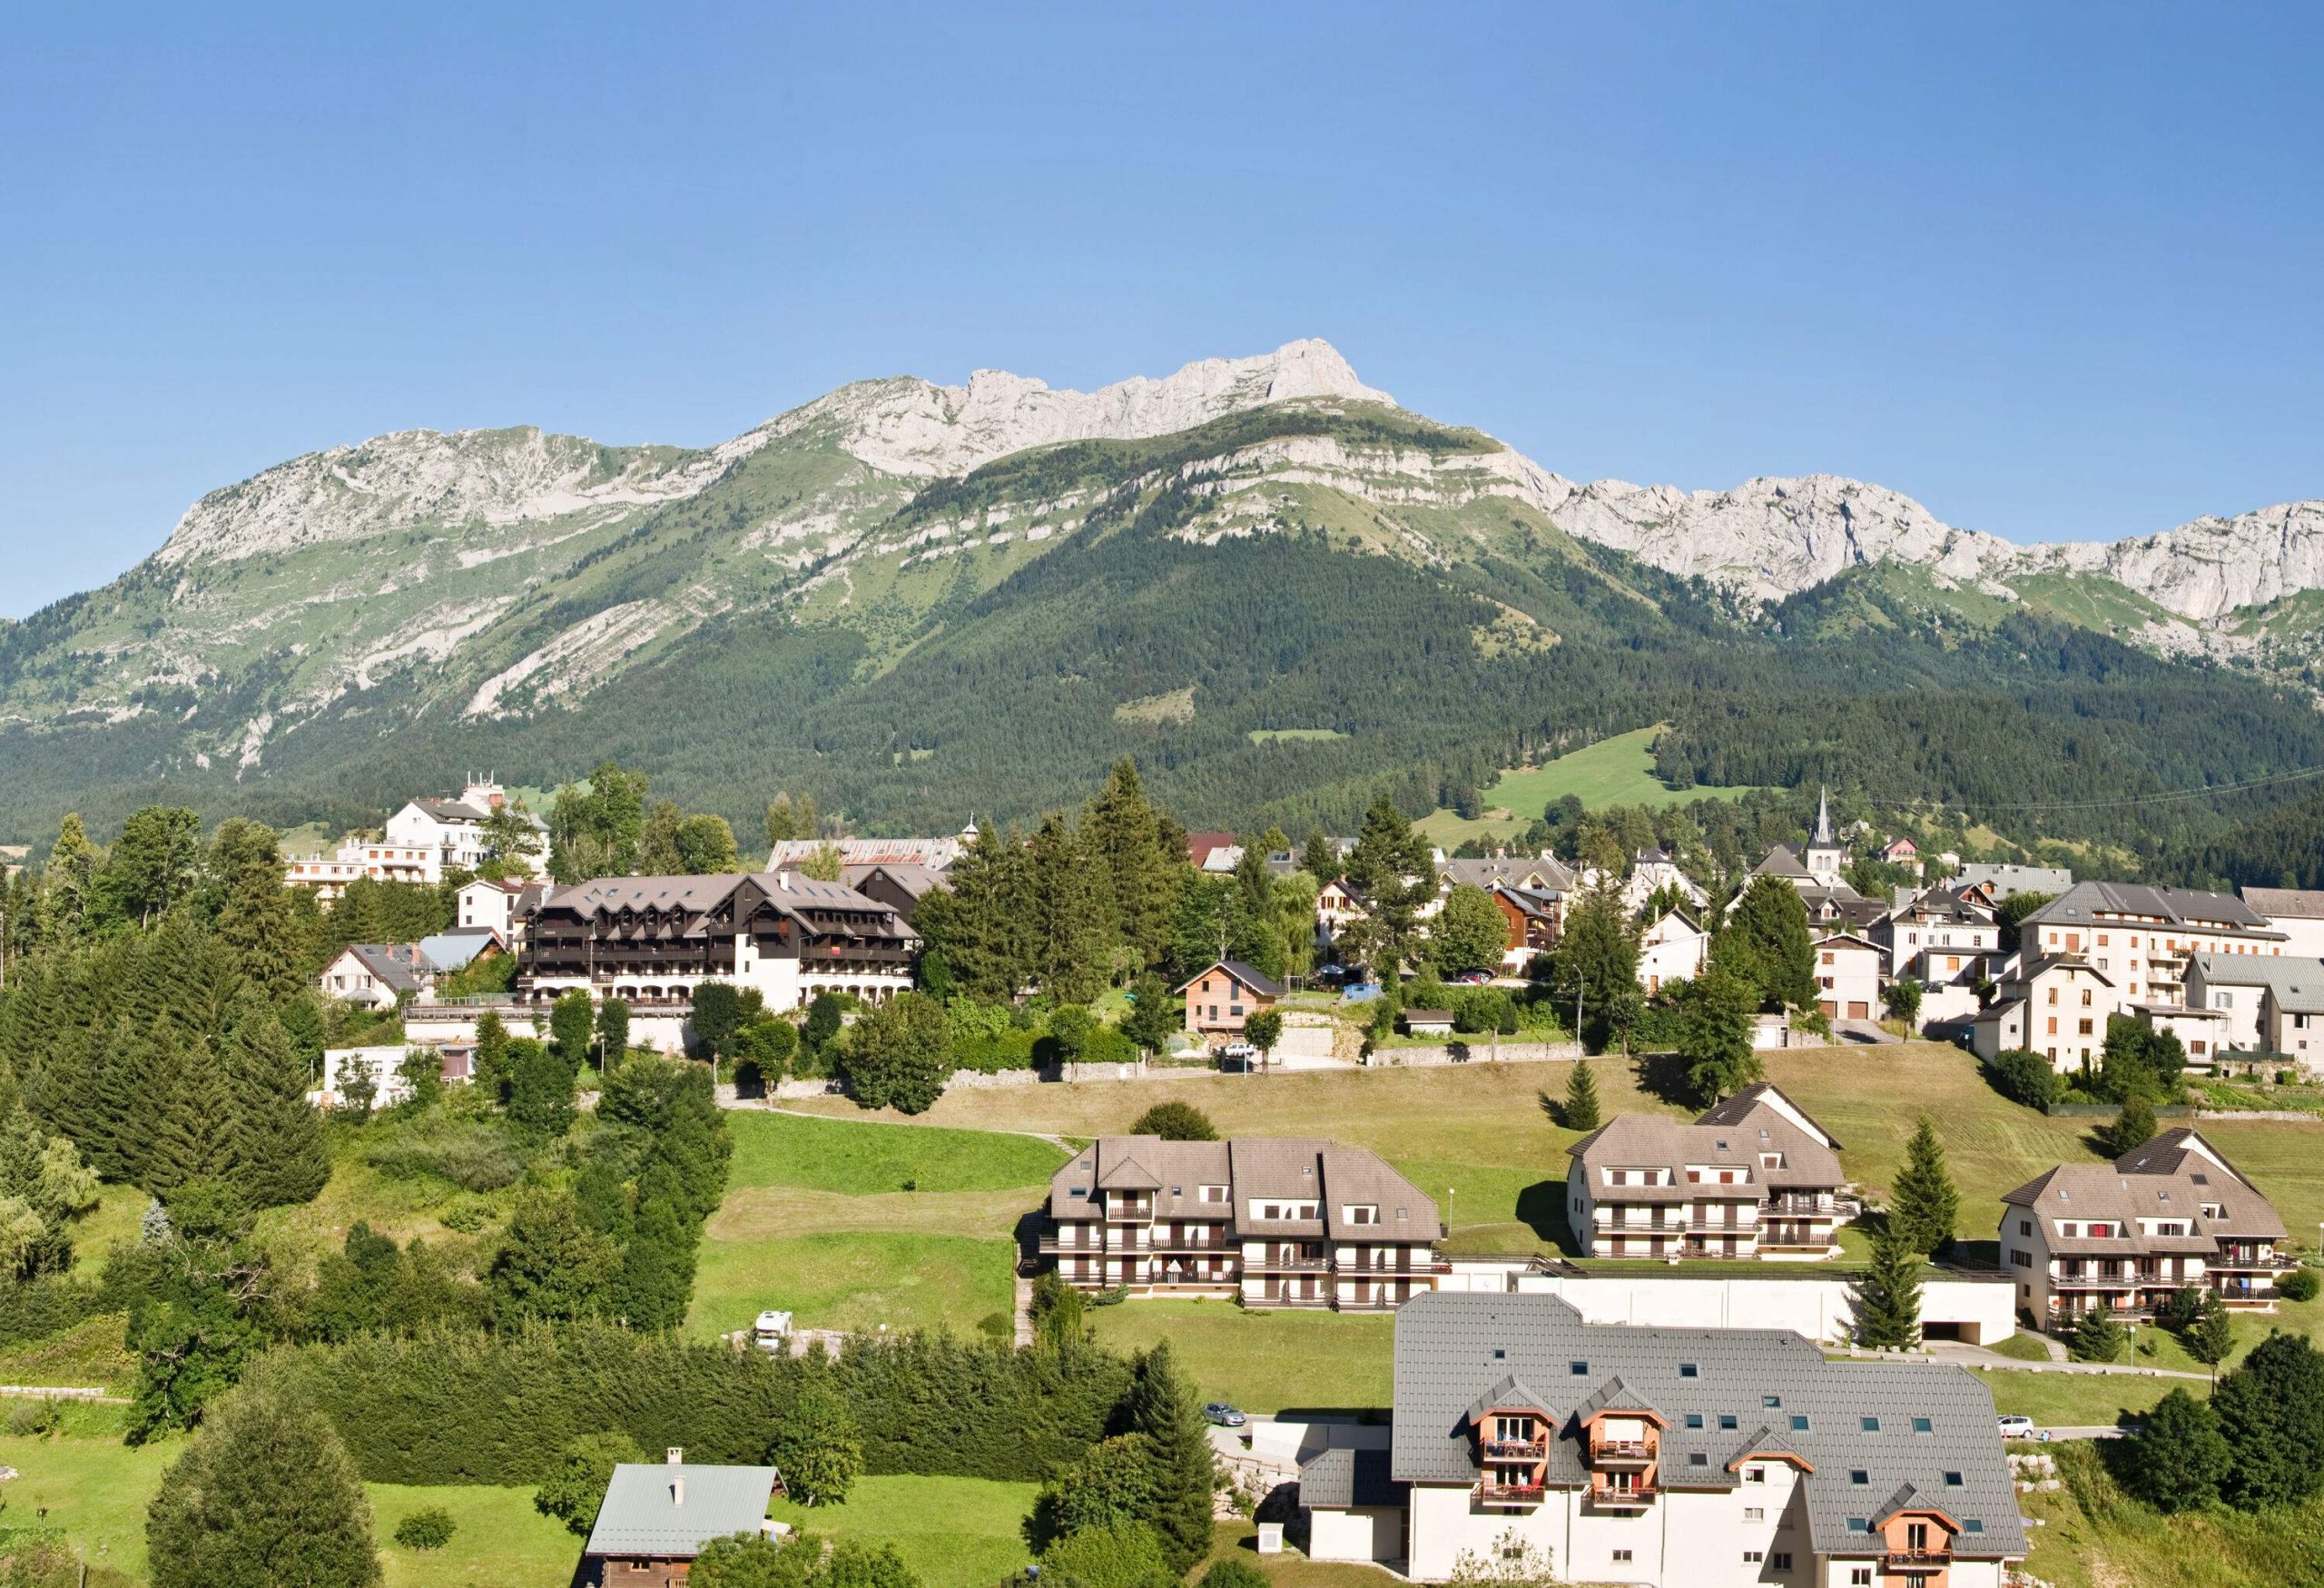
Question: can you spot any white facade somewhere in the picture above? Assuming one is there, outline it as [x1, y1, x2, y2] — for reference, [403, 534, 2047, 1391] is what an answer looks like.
[1636, 911, 1708, 994]
[1971, 957, 2118, 1073]
[381, 779, 548, 882]
[309, 1045, 467, 1109]
[1808, 935, 1880, 1022]
[287, 842, 439, 897]
[1434, 1263, 2017, 1346]
[1621, 855, 1707, 917]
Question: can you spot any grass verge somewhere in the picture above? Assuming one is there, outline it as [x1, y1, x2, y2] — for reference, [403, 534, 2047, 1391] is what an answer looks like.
[767, 1475, 1037, 1588]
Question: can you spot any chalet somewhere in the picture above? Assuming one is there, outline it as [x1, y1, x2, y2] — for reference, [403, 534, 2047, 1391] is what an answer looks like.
[317, 943, 430, 1011]
[839, 862, 950, 922]
[583, 1451, 783, 1587]
[1635, 908, 1707, 993]
[520, 872, 916, 1015]
[1878, 834, 1920, 866]
[1566, 1083, 1855, 1260]
[1045, 1136, 1443, 1309]
[1301, 1291, 2027, 1583]
[1316, 875, 1369, 961]
[1810, 932, 1882, 1022]
[1177, 960, 1283, 1036]
[1999, 1129, 2295, 1329]
[1489, 883, 1563, 969]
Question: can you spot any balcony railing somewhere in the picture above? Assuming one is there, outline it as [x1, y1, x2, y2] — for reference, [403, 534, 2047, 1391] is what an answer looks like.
[1585, 1483, 1653, 1509]
[1039, 1234, 1105, 1255]
[1590, 1440, 1655, 1465]
[2052, 1271, 2140, 1288]
[1149, 1237, 1235, 1252]
[1685, 1218, 1753, 1234]
[1756, 1233, 1839, 1249]
[1482, 1437, 1546, 1460]
[1476, 1482, 1548, 1508]
[1883, 1548, 1950, 1573]
[1766, 1194, 1840, 1216]
[1245, 1254, 1332, 1273]
[2211, 1250, 2298, 1272]
[1341, 1257, 1452, 1274]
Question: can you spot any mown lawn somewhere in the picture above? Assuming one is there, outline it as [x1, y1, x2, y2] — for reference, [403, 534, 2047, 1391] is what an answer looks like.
[370, 1483, 581, 1587]
[688, 1228, 1015, 1341]
[725, 1110, 1066, 1196]
[767, 1475, 1037, 1587]
[1203, 1520, 1417, 1583]
[1088, 1299, 1395, 1413]
[1419, 725, 1768, 843]
[0, 1431, 572, 1587]
[1971, 1366, 2185, 1427]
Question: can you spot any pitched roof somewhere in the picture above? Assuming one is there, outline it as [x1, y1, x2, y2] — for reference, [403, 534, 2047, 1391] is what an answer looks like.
[1999, 1141, 2285, 1246]
[1388, 1292, 2024, 1559]
[840, 861, 950, 900]
[2244, 886, 2324, 921]
[1695, 1081, 1844, 1152]
[2189, 952, 2324, 1011]
[1297, 1448, 1404, 1510]
[768, 834, 968, 872]
[1050, 1136, 1440, 1241]
[2021, 880, 2275, 935]
[415, 929, 501, 972]
[1441, 855, 1577, 893]
[342, 942, 429, 994]
[1173, 960, 1285, 998]
[1568, 1096, 1846, 1194]
[584, 1463, 777, 1559]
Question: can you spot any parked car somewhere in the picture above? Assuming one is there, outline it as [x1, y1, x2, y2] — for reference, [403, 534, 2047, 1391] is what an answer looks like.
[753, 1309, 793, 1352]
[1996, 1415, 2034, 1440]
[1218, 1041, 1259, 1071]
[1204, 1402, 1247, 1427]
[1452, 971, 1492, 985]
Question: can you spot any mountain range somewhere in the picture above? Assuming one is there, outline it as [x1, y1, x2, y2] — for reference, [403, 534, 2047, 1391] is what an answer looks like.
[5, 340, 2323, 854]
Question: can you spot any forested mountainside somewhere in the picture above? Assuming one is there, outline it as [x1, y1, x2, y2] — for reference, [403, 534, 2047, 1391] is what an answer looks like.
[4, 340, 2323, 858]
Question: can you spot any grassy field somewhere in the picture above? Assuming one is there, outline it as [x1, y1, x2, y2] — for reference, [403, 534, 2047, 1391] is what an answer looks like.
[0, 1428, 576, 1586]
[689, 1228, 1017, 1341]
[1203, 1521, 1416, 1584]
[725, 1109, 1067, 1194]
[1419, 725, 1768, 843]
[1089, 1299, 1396, 1413]
[767, 1475, 1038, 1587]
[1972, 1366, 2186, 1427]
[2018, 1439, 2324, 1588]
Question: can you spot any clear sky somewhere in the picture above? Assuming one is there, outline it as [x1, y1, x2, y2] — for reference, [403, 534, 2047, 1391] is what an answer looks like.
[5, 3, 2320, 617]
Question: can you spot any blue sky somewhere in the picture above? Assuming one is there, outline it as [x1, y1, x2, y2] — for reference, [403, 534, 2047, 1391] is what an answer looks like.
[5, 3, 2319, 616]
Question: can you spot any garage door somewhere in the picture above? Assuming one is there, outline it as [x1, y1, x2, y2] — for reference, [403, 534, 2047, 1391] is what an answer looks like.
[1847, 1001, 1870, 1020]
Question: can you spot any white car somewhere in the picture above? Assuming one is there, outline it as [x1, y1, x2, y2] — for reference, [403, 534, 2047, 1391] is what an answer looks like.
[1996, 1415, 2035, 1440]
[753, 1309, 793, 1350]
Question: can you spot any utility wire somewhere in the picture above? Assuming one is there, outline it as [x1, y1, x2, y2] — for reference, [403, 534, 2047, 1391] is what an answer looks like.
[1844, 762, 2324, 817]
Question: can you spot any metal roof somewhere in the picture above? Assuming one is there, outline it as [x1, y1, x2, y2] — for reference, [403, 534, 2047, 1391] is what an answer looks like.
[584, 1463, 776, 1559]
[1387, 1292, 2026, 1560]
[1297, 1448, 1404, 1509]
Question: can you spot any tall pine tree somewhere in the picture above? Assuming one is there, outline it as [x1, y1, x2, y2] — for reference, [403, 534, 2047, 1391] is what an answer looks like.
[1026, 814, 1111, 1003]
[225, 999, 331, 1208]
[1084, 760, 1177, 971]
[1888, 1116, 1960, 1258]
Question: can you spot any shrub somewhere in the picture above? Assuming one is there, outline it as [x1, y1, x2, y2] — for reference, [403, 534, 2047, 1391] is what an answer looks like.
[1987, 1049, 2062, 1110]
[2067, 1308, 2126, 1364]
[1128, 1101, 1216, 1141]
[392, 1507, 456, 1550]
[1201, 1562, 1269, 1588]
[5, 1397, 66, 1438]
[2280, 1267, 2321, 1304]
[1041, 1520, 1174, 1588]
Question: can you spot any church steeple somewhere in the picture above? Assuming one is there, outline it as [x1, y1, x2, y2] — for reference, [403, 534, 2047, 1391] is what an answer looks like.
[1812, 786, 1835, 847]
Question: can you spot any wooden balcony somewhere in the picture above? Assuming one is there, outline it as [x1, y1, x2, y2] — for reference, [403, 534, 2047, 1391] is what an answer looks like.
[1585, 1482, 1653, 1509]
[1883, 1547, 1949, 1573]
[1245, 1253, 1332, 1274]
[1475, 1481, 1548, 1509]
[1590, 1439, 1655, 1465]
[1482, 1437, 1546, 1461]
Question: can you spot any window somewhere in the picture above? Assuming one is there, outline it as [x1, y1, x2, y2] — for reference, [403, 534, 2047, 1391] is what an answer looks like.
[1200, 1185, 1227, 1204]
[1744, 1551, 1764, 1564]
[1851, 1572, 1873, 1588]
[1688, 1452, 1708, 1466]
[2020, 1219, 2033, 1237]
[1850, 1468, 1869, 1485]
[1745, 1466, 1766, 1484]
[1772, 1553, 1793, 1572]
[1763, 1395, 1782, 1409]
[1945, 1471, 1964, 1487]
[1861, 1416, 1881, 1433]
[1965, 1520, 1984, 1535]
[1492, 1349, 1507, 1361]
[1911, 1416, 1934, 1435]
[1744, 1506, 1764, 1521]
[1685, 1414, 1704, 1430]
[1789, 1415, 1810, 1432]
[1570, 1361, 1590, 1376]
[1846, 1517, 1868, 1533]
[1719, 1415, 1738, 1431]
[1679, 1363, 1699, 1379]
[1612, 1550, 1632, 1563]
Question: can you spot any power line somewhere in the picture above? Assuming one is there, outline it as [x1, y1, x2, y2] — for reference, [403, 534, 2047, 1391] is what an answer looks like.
[1847, 762, 2324, 818]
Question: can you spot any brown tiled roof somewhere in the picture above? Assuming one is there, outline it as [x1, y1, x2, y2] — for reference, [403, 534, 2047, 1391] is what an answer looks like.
[2000, 1137, 2286, 1249]
[1567, 1102, 1845, 1199]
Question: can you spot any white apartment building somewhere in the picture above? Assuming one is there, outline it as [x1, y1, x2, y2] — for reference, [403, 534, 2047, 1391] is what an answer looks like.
[1566, 1086, 1855, 1261]
[380, 778, 548, 882]
[1998, 1128, 2295, 1328]
[1968, 954, 2117, 1073]
[1870, 886, 2002, 1023]
[2240, 886, 2324, 959]
[2016, 882, 2282, 1008]
[1620, 848, 1707, 916]
[1302, 1291, 2027, 1584]
[2184, 952, 2324, 1069]
[457, 877, 548, 949]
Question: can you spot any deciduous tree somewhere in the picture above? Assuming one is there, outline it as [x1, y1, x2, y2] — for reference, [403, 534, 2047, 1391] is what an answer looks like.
[146, 1379, 382, 1588]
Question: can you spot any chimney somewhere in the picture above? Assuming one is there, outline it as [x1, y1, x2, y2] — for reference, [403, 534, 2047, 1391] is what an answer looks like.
[668, 1447, 684, 1506]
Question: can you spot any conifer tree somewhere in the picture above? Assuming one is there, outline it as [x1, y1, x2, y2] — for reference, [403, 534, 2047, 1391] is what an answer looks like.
[1027, 814, 1110, 1003]
[36, 814, 103, 943]
[472, 1011, 512, 1103]
[1121, 1340, 1213, 1573]
[2116, 1387, 2229, 1512]
[596, 999, 631, 1064]
[1085, 760, 1176, 971]
[508, 1040, 576, 1138]
[1341, 796, 1433, 976]
[146, 1379, 382, 1588]
[1711, 876, 1816, 1011]
[206, 820, 308, 1000]
[1298, 825, 1337, 882]
[550, 989, 595, 1073]
[1888, 1116, 1960, 1258]
[1852, 1225, 1923, 1349]
[2213, 1331, 2324, 1508]
[1119, 972, 1178, 1058]
[226, 1001, 330, 1208]
[143, 1039, 239, 1196]
[928, 825, 1033, 1002]
[1561, 1060, 1601, 1132]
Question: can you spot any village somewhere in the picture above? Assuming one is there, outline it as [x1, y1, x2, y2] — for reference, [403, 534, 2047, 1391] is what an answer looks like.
[163, 766, 2319, 1588]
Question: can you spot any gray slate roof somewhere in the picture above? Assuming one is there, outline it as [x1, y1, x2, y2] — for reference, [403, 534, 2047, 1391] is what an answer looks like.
[1568, 1093, 1846, 1197]
[584, 1462, 776, 1559]
[2021, 881, 2276, 936]
[2244, 886, 2324, 921]
[1297, 1448, 1404, 1509]
[344, 943, 429, 994]
[1388, 1292, 2026, 1561]
[2000, 1129, 2286, 1247]
[1952, 863, 2074, 900]
[2190, 952, 2324, 1011]
[1049, 1136, 1441, 1240]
